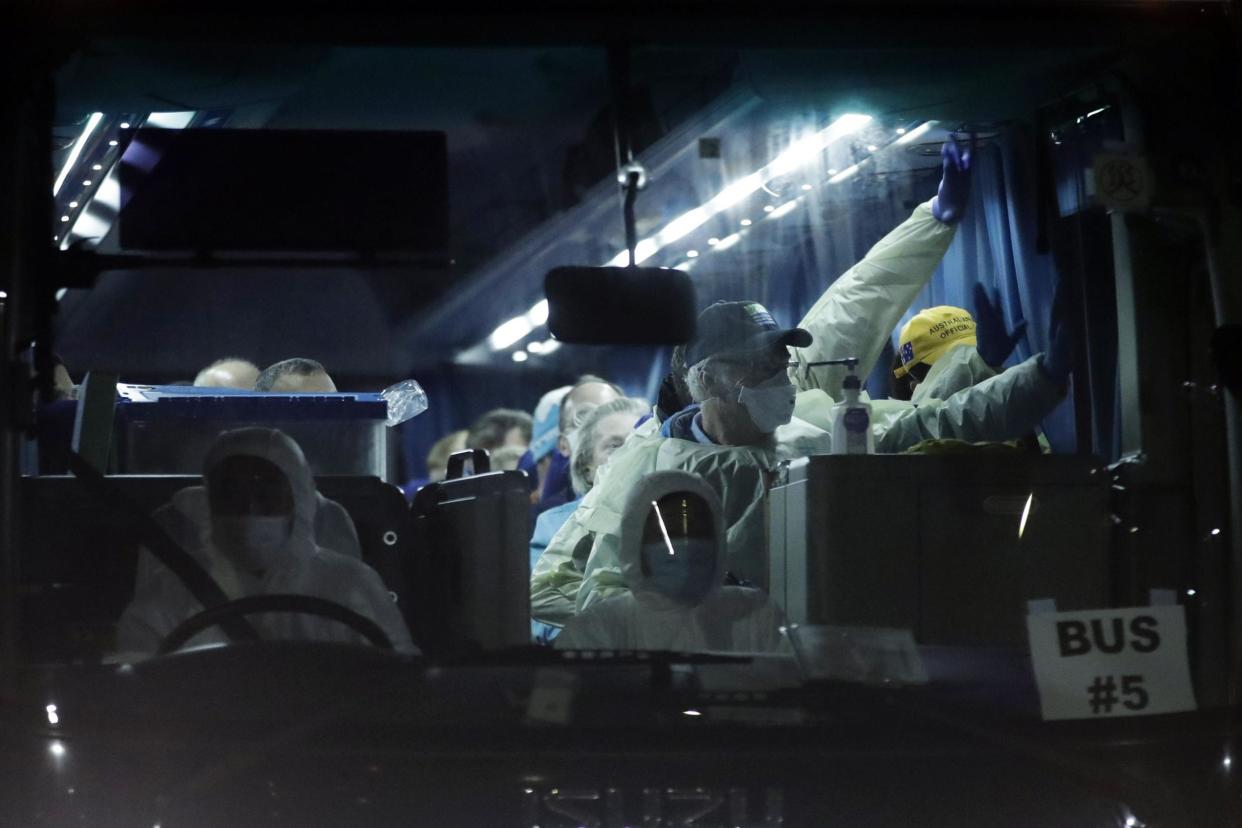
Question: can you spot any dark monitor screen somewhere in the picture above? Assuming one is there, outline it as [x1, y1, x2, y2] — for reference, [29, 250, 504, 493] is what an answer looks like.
[118, 128, 448, 257]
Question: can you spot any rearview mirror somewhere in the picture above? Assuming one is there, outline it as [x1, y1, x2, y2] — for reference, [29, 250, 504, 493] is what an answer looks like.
[544, 266, 696, 345]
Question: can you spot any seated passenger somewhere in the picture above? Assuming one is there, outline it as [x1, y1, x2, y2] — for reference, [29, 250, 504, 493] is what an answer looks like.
[254, 358, 337, 393]
[117, 427, 415, 654]
[466, 407, 533, 454]
[556, 471, 785, 653]
[489, 444, 526, 472]
[516, 385, 572, 503]
[538, 375, 624, 512]
[530, 396, 648, 644]
[194, 357, 261, 390]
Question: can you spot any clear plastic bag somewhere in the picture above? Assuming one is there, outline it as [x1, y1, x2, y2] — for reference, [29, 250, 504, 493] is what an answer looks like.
[380, 379, 429, 427]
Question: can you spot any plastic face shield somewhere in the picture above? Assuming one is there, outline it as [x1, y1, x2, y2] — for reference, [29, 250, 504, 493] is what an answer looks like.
[639, 491, 718, 604]
[207, 455, 295, 517]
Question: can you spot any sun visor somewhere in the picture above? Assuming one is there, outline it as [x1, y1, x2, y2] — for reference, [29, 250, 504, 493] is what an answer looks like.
[117, 128, 448, 262]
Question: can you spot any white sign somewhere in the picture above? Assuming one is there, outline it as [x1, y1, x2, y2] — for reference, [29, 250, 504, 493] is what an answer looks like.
[1026, 605, 1196, 721]
[1092, 152, 1152, 211]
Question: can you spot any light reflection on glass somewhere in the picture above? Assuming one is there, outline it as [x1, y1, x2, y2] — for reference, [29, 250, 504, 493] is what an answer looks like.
[1018, 493, 1034, 539]
[651, 501, 676, 556]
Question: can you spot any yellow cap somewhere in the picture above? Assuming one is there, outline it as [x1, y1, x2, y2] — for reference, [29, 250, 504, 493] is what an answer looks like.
[894, 306, 977, 378]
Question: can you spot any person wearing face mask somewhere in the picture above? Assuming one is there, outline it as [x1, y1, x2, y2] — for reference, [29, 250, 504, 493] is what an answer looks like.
[555, 471, 786, 652]
[529, 397, 649, 644]
[533, 137, 1069, 624]
[117, 428, 415, 654]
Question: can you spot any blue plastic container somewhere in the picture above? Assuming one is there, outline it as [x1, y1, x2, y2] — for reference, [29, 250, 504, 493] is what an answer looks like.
[115, 385, 389, 477]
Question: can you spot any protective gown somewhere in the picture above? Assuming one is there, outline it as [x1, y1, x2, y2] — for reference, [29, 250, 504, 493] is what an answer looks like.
[531, 201, 1062, 625]
[117, 428, 416, 654]
[555, 471, 786, 653]
[912, 342, 997, 406]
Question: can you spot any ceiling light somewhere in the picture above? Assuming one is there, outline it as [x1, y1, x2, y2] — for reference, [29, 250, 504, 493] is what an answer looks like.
[767, 113, 871, 177]
[59, 216, 69, 223]
[828, 164, 861, 184]
[489, 316, 533, 351]
[713, 233, 741, 251]
[768, 201, 800, 219]
[53, 112, 103, 196]
[68, 201, 78, 208]
[800, 184, 813, 191]
[896, 127, 907, 135]
[866, 144, 878, 152]
[707, 237, 720, 246]
[895, 121, 934, 145]
[613, 113, 871, 268]
[527, 299, 549, 326]
[91, 164, 103, 171]
[119, 122, 131, 129]
[763, 205, 775, 213]
[526, 341, 543, 354]
[739, 218, 752, 227]
[657, 206, 709, 245]
[511, 350, 528, 363]
[108, 139, 118, 147]
[82, 180, 92, 187]
[539, 338, 561, 354]
[708, 173, 763, 212]
[145, 111, 195, 130]
[686, 249, 699, 258]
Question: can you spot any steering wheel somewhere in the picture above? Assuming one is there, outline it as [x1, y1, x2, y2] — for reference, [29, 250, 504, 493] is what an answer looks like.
[157, 594, 394, 655]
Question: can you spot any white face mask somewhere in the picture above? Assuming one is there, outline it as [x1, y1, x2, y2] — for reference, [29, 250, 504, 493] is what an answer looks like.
[735, 371, 796, 433]
[641, 539, 718, 606]
[212, 515, 292, 573]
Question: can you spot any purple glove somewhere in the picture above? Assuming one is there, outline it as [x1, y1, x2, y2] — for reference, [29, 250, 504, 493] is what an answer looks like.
[931, 134, 975, 225]
[972, 283, 1028, 367]
[1038, 282, 1073, 387]
[1039, 323, 1073, 387]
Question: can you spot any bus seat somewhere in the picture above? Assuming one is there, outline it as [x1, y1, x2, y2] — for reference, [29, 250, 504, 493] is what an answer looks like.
[408, 450, 532, 656]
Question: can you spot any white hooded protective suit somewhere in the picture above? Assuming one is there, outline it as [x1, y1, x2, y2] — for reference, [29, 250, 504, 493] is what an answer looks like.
[531, 201, 1063, 624]
[117, 428, 416, 654]
[556, 471, 786, 653]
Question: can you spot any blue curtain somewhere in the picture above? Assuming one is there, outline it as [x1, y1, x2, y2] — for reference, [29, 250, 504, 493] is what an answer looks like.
[893, 128, 1078, 452]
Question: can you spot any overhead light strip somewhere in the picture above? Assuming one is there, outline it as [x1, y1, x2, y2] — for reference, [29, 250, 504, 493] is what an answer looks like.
[605, 113, 872, 267]
[53, 113, 104, 196]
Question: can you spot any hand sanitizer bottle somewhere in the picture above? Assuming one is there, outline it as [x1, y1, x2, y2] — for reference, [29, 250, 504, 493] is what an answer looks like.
[831, 366, 874, 455]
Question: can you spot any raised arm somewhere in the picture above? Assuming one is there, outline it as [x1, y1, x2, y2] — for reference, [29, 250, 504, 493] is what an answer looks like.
[791, 137, 974, 399]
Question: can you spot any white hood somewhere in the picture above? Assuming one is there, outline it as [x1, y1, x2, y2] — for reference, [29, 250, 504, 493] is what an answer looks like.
[616, 470, 727, 608]
[203, 426, 319, 552]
